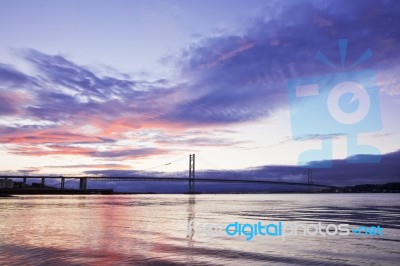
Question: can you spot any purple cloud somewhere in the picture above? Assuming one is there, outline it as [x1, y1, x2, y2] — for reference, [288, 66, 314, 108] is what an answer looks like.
[163, 0, 400, 124]
[0, 63, 30, 86]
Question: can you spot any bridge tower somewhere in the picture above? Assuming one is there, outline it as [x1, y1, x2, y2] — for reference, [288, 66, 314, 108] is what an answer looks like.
[189, 154, 195, 194]
[79, 178, 87, 190]
[307, 169, 313, 192]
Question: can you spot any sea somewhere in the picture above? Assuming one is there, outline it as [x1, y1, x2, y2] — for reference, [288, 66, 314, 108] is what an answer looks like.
[1, 194, 399, 265]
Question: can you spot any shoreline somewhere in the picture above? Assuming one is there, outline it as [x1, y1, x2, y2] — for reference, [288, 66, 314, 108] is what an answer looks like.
[0, 188, 114, 195]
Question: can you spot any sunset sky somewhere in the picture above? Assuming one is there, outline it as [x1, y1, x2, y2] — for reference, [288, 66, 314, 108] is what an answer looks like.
[0, 0, 399, 179]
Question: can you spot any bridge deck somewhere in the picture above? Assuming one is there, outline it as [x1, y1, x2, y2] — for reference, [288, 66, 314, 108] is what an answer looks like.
[0, 176, 334, 188]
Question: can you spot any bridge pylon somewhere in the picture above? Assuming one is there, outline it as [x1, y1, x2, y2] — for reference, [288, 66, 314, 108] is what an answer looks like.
[189, 154, 195, 194]
[307, 169, 313, 192]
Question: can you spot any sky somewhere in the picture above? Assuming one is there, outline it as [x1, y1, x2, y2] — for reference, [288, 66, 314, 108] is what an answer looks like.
[0, 0, 399, 189]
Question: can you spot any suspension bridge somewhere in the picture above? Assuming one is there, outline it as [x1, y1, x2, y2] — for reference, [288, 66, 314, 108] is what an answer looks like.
[0, 154, 335, 193]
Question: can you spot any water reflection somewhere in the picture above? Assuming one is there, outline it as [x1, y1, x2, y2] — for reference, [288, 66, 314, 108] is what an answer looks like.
[186, 195, 196, 243]
[186, 195, 196, 264]
[0, 194, 399, 265]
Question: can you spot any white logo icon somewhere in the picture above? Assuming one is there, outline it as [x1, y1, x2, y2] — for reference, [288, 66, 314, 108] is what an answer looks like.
[327, 81, 370, 124]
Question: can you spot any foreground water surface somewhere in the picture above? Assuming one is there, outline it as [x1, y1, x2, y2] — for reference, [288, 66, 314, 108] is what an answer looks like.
[0, 194, 399, 265]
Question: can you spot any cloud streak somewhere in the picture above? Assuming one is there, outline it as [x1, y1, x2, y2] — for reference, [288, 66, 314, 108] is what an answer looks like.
[8, 143, 165, 159]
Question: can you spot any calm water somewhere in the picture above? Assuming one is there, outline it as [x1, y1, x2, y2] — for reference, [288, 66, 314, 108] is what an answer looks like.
[1, 194, 399, 265]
